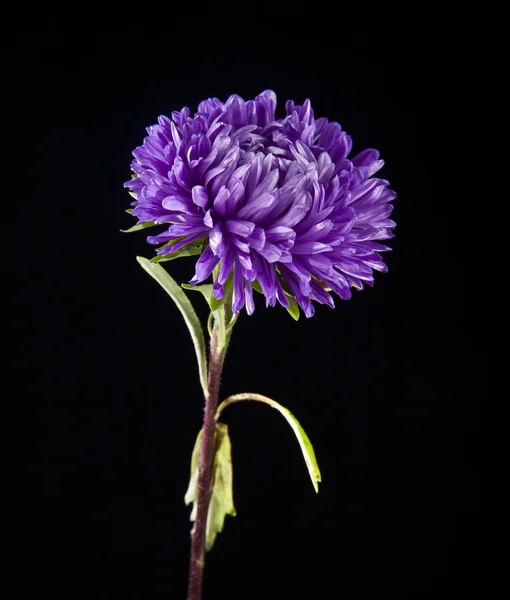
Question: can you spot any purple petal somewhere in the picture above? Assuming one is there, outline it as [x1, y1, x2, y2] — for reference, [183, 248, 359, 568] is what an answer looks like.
[245, 280, 255, 315]
[213, 186, 231, 216]
[192, 185, 209, 209]
[217, 250, 235, 285]
[224, 219, 255, 237]
[190, 246, 219, 284]
[209, 222, 226, 256]
[213, 280, 225, 300]
[292, 241, 332, 254]
[246, 226, 266, 251]
[232, 262, 245, 313]
[236, 191, 277, 222]
[203, 209, 214, 228]
[162, 195, 193, 213]
[256, 242, 282, 263]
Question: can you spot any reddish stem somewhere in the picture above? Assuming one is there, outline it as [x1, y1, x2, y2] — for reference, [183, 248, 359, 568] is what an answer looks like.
[186, 322, 224, 600]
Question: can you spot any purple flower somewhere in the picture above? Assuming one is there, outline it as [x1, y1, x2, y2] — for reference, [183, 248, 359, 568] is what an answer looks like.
[125, 90, 396, 317]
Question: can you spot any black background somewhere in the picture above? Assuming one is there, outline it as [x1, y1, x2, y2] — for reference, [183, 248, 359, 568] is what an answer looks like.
[15, 6, 484, 599]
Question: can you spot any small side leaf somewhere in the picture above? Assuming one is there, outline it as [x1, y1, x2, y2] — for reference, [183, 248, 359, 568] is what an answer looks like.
[136, 257, 209, 396]
[120, 220, 157, 233]
[184, 424, 236, 552]
[206, 423, 236, 550]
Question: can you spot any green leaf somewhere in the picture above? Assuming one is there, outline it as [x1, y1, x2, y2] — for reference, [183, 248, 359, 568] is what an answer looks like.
[216, 393, 321, 493]
[252, 280, 263, 294]
[181, 283, 213, 303]
[285, 295, 300, 321]
[209, 294, 225, 312]
[184, 424, 236, 552]
[136, 257, 209, 396]
[120, 220, 157, 233]
[125, 208, 134, 214]
[252, 279, 300, 320]
[206, 423, 236, 550]
[150, 243, 205, 263]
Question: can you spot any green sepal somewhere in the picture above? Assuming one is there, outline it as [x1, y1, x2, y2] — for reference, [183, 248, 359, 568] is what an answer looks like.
[284, 295, 300, 321]
[150, 242, 205, 263]
[277, 275, 300, 321]
[210, 270, 234, 327]
[120, 220, 157, 233]
[252, 279, 300, 321]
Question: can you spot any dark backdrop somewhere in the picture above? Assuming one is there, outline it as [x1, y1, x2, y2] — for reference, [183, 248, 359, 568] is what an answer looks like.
[15, 7, 483, 599]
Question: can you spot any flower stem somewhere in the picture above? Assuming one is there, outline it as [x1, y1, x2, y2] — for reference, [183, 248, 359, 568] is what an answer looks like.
[186, 320, 225, 600]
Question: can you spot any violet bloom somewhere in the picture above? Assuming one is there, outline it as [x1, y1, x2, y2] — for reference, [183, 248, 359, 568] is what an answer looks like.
[125, 90, 396, 317]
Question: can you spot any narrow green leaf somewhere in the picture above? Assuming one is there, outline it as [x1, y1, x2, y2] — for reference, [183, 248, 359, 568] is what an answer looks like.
[285, 295, 300, 321]
[125, 208, 133, 214]
[150, 244, 204, 263]
[136, 257, 209, 396]
[120, 220, 157, 233]
[216, 393, 321, 492]
[184, 424, 236, 552]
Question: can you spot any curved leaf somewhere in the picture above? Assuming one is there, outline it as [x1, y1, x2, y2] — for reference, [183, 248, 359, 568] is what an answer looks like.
[136, 257, 209, 396]
[216, 393, 321, 492]
[120, 220, 157, 233]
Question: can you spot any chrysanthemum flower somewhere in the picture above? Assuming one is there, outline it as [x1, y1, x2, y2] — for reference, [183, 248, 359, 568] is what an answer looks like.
[125, 90, 396, 317]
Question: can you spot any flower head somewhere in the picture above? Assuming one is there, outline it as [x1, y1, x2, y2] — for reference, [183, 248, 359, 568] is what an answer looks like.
[125, 90, 396, 317]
